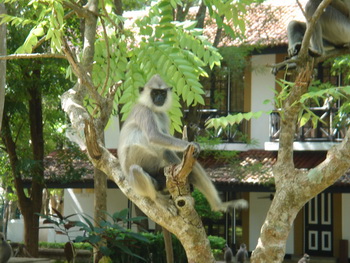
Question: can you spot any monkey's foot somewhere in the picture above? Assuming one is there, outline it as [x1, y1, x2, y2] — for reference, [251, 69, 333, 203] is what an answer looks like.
[308, 47, 322, 57]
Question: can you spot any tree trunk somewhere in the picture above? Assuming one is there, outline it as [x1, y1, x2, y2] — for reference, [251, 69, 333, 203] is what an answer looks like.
[162, 227, 174, 263]
[93, 167, 107, 263]
[0, 3, 6, 131]
[24, 67, 44, 257]
[21, 204, 41, 257]
[72, 118, 216, 262]
[195, 1, 206, 29]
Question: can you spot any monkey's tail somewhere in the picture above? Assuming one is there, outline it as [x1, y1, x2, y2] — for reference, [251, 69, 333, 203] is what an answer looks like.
[222, 199, 249, 211]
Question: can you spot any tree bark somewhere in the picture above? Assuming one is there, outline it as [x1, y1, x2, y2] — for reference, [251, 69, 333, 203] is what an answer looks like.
[162, 227, 174, 263]
[24, 67, 44, 257]
[195, 1, 206, 29]
[61, 107, 216, 262]
[251, 1, 350, 260]
[1, 72, 45, 257]
[0, 3, 6, 132]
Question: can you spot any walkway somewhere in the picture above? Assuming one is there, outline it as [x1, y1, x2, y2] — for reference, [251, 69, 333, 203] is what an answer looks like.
[9, 258, 54, 263]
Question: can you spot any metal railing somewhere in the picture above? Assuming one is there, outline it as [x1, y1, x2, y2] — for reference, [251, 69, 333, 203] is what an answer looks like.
[269, 106, 348, 142]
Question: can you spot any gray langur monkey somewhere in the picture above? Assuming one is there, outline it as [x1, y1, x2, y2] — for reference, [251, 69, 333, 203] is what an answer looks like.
[118, 74, 248, 212]
[287, 0, 350, 57]
[0, 233, 12, 263]
[223, 244, 233, 263]
[236, 243, 248, 263]
[298, 253, 310, 263]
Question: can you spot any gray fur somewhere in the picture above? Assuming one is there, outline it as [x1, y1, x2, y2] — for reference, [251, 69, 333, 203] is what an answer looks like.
[236, 243, 248, 263]
[288, 0, 350, 57]
[118, 75, 248, 212]
[298, 253, 310, 263]
[0, 233, 12, 263]
[224, 244, 233, 263]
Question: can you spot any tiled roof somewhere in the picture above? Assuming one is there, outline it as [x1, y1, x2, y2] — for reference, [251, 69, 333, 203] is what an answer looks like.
[206, 150, 350, 189]
[208, 1, 306, 47]
[41, 149, 350, 189]
[123, 1, 307, 48]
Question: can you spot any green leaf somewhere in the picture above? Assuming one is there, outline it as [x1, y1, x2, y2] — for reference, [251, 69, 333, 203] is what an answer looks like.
[186, 92, 194, 106]
[300, 112, 310, 127]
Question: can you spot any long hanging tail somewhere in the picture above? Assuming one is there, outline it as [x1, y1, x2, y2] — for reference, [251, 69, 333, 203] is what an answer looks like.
[220, 199, 248, 211]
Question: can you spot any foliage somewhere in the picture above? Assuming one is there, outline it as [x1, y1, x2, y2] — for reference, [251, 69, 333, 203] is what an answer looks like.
[39, 208, 149, 262]
[208, 235, 226, 259]
[272, 78, 350, 130]
[192, 189, 223, 220]
[0, 0, 261, 134]
[205, 111, 265, 129]
[45, 143, 92, 183]
[1, 0, 264, 260]
[38, 207, 228, 262]
[39, 241, 92, 251]
[0, 0, 72, 214]
[331, 55, 350, 84]
[298, 82, 350, 128]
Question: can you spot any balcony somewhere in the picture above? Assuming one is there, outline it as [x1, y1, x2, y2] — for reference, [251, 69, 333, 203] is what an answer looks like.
[269, 105, 348, 148]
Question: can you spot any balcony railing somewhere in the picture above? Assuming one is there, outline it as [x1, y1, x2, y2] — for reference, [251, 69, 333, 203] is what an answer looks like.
[269, 106, 348, 142]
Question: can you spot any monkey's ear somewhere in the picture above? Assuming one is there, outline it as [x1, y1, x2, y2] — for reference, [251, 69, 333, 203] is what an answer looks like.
[139, 87, 144, 93]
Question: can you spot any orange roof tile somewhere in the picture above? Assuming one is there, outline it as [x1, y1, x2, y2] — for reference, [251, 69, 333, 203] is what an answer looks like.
[206, 1, 307, 47]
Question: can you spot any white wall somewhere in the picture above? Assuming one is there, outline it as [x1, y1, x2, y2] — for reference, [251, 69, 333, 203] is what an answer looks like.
[48, 188, 151, 243]
[249, 192, 294, 254]
[342, 193, 350, 256]
[104, 115, 120, 149]
[250, 54, 276, 149]
[7, 218, 52, 243]
[49, 188, 131, 242]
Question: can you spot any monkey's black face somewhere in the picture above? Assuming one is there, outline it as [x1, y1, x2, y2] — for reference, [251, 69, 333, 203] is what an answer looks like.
[151, 89, 168, 106]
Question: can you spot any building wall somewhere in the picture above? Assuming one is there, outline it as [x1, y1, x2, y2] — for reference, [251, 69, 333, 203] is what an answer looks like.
[104, 115, 120, 149]
[249, 192, 294, 254]
[250, 54, 276, 149]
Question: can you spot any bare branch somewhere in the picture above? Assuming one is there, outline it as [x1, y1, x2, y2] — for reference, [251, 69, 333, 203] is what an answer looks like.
[274, 62, 313, 174]
[315, 46, 350, 62]
[84, 118, 103, 160]
[63, 0, 93, 19]
[271, 44, 350, 75]
[299, 0, 332, 59]
[0, 3, 5, 132]
[0, 53, 66, 60]
[62, 39, 103, 105]
[296, 0, 307, 18]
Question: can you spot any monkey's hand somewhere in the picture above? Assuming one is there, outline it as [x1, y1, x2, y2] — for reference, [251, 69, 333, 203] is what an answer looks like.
[189, 142, 201, 158]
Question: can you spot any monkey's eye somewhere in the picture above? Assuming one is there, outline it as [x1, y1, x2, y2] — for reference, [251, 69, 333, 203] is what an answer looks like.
[151, 89, 167, 97]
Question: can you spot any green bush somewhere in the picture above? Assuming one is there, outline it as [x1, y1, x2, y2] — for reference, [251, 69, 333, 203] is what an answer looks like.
[39, 233, 224, 262]
[208, 235, 226, 260]
[39, 242, 92, 251]
[39, 208, 224, 262]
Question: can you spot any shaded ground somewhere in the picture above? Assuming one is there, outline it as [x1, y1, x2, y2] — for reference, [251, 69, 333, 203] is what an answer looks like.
[9, 258, 53, 263]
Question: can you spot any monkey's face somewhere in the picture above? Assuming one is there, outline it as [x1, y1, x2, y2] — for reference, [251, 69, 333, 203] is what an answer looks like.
[138, 75, 173, 111]
[151, 89, 169, 106]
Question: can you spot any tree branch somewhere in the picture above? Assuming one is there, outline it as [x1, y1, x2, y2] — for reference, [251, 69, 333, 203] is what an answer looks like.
[298, 0, 332, 59]
[0, 53, 66, 60]
[63, 0, 94, 19]
[61, 40, 103, 106]
[274, 62, 313, 181]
